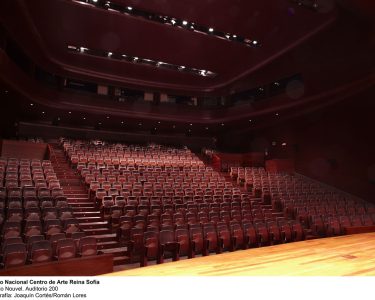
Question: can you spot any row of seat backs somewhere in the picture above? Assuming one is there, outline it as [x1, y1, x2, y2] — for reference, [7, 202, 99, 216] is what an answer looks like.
[0, 234, 97, 268]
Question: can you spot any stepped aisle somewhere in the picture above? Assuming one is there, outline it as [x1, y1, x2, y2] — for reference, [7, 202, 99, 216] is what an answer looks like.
[48, 142, 129, 266]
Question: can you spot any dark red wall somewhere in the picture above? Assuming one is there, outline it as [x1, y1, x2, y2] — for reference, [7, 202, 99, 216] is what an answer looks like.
[293, 86, 375, 202]
[249, 86, 375, 202]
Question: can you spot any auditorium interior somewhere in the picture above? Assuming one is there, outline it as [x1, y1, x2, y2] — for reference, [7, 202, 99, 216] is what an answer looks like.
[0, 0, 374, 277]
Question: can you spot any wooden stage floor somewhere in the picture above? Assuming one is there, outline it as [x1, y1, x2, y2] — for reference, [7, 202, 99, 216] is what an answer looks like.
[106, 232, 375, 276]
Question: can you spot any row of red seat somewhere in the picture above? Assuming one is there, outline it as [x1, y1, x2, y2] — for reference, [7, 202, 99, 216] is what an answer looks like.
[1, 233, 97, 268]
[119, 220, 305, 266]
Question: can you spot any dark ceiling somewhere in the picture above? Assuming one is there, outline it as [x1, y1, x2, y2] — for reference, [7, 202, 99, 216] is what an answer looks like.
[0, 0, 337, 94]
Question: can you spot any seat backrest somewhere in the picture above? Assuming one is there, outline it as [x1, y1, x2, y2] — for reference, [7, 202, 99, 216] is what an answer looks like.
[30, 240, 52, 263]
[159, 230, 175, 245]
[78, 237, 97, 256]
[56, 238, 77, 260]
[3, 243, 27, 268]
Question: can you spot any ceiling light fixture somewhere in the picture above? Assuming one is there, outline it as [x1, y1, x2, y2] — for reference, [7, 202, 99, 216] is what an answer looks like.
[68, 45, 217, 77]
[73, 0, 259, 48]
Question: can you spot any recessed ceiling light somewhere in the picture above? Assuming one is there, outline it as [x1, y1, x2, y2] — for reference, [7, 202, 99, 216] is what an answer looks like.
[179, 66, 186, 70]
[275, 113, 279, 116]
[208, 28, 214, 32]
[107, 52, 113, 57]
[252, 40, 258, 45]
[274, 82, 280, 86]
[133, 57, 139, 61]
[127, 6, 133, 11]
[221, 123, 225, 126]
[182, 20, 188, 26]
[30, 103, 34, 106]
[121, 121, 124, 124]
[83, 117, 86, 120]
[68, 111, 72, 114]
[189, 123, 193, 126]
[200, 70, 207, 76]
[4, 90, 8, 94]
[282, 142, 287, 146]
[171, 19, 176, 25]
[57, 117, 61, 121]
[106, 116, 110, 119]
[138, 123, 142, 126]
[190, 25, 195, 29]
[249, 119, 252, 122]
[225, 34, 231, 39]
[98, 122, 102, 125]
[80, 47, 88, 53]
[232, 34, 237, 38]
[42, 111, 45, 114]
[157, 121, 161, 124]
[205, 127, 209, 130]
[92, 0, 98, 2]
[172, 125, 176, 128]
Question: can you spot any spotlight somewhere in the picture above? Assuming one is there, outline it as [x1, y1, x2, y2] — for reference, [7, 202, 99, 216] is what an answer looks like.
[104, 1, 110, 9]
[208, 28, 214, 32]
[225, 34, 231, 39]
[252, 40, 258, 45]
[127, 6, 133, 11]
[92, 0, 98, 2]
[232, 34, 237, 38]
[171, 19, 177, 25]
[182, 20, 188, 26]
[200, 70, 207, 76]
[107, 52, 113, 57]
